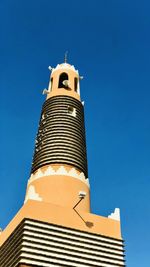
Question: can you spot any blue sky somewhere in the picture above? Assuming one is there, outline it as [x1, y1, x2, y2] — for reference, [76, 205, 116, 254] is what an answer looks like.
[0, 0, 150, 265]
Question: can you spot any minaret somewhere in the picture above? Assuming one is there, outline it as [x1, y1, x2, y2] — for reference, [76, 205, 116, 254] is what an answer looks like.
[0, 60, 125, 267]
[25, 61, 90, 212]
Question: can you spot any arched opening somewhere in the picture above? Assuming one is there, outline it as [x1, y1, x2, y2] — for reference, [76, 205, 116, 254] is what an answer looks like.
[50, 78, 53, 91]
[74, 77, 78, 92]
[58, 72, 69, 89]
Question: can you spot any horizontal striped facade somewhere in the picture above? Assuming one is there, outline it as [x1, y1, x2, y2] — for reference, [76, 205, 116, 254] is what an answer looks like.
[0, 219, 125, 267]
[31, 95, 88, 177]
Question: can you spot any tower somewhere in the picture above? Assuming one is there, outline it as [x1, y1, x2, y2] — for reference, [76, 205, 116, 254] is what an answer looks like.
[0, 60, 125, 267]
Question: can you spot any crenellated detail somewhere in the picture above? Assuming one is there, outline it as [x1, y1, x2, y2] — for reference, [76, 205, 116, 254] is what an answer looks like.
[51, 63, 79, 75]
[108, 208, 120, 221]
[24, 185, 42, 203]
[28, 165, 90, 187]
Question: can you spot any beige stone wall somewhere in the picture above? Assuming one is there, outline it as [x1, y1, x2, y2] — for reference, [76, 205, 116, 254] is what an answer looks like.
[25, 164, 90, 212]
[0, 199, 122, 247]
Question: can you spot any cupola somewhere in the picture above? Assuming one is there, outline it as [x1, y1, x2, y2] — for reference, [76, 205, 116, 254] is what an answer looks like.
[46, 62, 81, 101]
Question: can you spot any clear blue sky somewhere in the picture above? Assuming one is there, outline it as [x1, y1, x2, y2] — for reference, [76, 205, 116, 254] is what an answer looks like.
[0, 0, 150, 265]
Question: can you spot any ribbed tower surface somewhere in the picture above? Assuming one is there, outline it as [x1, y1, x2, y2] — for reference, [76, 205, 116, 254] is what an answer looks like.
[32, 95, 88, 177]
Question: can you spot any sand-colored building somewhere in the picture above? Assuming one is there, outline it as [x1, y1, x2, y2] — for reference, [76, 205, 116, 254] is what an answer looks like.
[0, 60, 125, 266]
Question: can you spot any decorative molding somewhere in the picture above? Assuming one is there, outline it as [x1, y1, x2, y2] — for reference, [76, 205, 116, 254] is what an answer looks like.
[52, 63, 79, 75]
[68, 167, 78, 178]
[44, 166, 56, 176]
[24, 185, 42, 203]
[28, 165, 90, 187]
[57, 166, 68, 175]
[108, 208, 120, 221]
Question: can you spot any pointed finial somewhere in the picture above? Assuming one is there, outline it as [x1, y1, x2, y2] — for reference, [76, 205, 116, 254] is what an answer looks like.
[64, 51, 68, 63]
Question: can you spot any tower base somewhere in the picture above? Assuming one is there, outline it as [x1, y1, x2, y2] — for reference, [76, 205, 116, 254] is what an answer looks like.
[0, 200, 125, 267]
